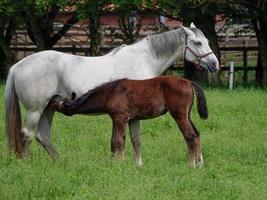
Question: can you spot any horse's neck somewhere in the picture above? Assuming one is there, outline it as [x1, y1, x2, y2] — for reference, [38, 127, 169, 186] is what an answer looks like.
[148, 37, 185, 75]
[153, 46, 184, 75]
[113, 37, 185, 76]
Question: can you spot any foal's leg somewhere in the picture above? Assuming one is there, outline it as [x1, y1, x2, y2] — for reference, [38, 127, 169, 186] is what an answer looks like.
[174, 116, 198, 167]
[190, 119, 203, 167]
[113, 115, 127, 160]
[36, 107, 59, 159]
[111, 120, 117, 157]
[128, 120, 143, 166]
[21, 110, 42, 158]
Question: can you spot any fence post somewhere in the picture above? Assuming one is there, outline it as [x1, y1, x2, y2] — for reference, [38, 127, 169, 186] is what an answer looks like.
[229, 62, 234, 90]
[243, 41, 248, 87]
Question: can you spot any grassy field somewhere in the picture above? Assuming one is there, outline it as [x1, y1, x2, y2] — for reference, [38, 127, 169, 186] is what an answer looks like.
[0, 85, 266, 200]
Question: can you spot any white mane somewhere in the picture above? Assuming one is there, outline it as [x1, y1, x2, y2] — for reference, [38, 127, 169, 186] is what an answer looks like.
[109, 27, 186, 58]
[147, 27, 186, 58]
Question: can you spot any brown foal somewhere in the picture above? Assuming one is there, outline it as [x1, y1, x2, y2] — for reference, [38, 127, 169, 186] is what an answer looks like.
[49, 76, 208, 167]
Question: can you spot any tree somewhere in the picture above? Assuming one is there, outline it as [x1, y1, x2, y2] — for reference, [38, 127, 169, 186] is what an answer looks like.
[116, 2, 141, 44]
[20, 0, 78, 51]
[0, 0, 18, 79]
[77, 0, 111, 56]
[225, 0, 267, 86]
[256, 1, 267, 86]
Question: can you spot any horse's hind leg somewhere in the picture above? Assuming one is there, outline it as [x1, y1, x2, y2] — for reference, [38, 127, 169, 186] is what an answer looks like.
[129, 120, 143, 166]
[190, 119, 203, 167]
[36, 107, 59, 159]
[173, 116, 199, 167]
[21, 111, 42, 158]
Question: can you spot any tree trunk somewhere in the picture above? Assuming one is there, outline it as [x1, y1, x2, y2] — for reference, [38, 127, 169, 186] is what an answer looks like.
[118, 13, 141, 44]
[258, 1, 267, 86]
[184, 61, 208, 84]
[259, 19, 267, 86]
[0, 35, 15, 80]
[251, 18, 262, 85]
[89, 15, 101, 56]
[256, 50, 263, 86]
[26, 10, 78, 51]
[27, 17, 52, 51]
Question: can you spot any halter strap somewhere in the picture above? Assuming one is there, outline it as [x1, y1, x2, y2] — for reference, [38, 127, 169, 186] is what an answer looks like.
[184, 34, 213, 70]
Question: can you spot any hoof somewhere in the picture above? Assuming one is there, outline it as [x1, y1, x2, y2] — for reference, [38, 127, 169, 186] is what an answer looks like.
[135, 157, 143, 167]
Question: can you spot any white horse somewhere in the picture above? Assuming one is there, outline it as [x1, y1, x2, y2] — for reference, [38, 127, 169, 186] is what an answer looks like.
[5, 23, 219, 160]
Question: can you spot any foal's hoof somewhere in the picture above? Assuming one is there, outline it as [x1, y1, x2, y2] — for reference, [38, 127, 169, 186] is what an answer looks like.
[117, 153, 125, 161]
[51, 153, 60, 160]
[196, 154, 204, 168]
[135, 159, 143, 167]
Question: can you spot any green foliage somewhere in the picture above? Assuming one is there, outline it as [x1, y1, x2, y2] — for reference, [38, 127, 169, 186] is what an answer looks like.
[0, 85, 266, 199]
[76, 0, 111, 19]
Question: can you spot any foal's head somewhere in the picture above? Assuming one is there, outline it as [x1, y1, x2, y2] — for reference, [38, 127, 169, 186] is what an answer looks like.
[49, 92, 76, 115]
[182, 23, 219, 73]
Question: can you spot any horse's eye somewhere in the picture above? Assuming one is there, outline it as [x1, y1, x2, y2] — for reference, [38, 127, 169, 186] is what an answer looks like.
[194, 41, 202, 46]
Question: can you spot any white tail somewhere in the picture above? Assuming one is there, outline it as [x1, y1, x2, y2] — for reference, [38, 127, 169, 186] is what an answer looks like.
[5, 69, 23, 156]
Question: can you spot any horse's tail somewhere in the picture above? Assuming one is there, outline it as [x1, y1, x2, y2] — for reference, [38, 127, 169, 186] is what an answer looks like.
[191, 82, 208, 120]
[5, 68, 23, 156]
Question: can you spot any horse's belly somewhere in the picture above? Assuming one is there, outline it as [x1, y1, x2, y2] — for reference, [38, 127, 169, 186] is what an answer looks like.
[133, 105, 168, 120]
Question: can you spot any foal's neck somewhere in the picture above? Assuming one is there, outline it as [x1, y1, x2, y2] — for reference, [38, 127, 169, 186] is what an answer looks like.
[70, 83, 115, 115]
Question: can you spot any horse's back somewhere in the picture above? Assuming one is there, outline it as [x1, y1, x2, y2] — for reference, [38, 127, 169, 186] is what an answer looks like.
[8, 51, 68, 109]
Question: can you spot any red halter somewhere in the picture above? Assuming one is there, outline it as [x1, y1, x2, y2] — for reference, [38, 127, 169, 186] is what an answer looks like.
[184, 34, 214, 70]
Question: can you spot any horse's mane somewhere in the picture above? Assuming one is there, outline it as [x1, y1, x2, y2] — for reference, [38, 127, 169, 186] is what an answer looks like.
[71, 79, 127, 108]
[146, 27, 186, 58]
[108, 27, 186, 57]
[108, 44, 127, 55]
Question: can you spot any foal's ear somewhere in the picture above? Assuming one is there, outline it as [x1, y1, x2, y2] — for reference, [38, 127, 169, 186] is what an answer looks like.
[190, 22, 196, 28]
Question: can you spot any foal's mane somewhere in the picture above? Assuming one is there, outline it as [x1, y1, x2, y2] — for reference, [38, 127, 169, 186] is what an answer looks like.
[72, 79, 127, 108]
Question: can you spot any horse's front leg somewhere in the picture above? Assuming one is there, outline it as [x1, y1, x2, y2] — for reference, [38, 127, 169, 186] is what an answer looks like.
[128, 120, 143, 166]
[112, 115, 128, 160]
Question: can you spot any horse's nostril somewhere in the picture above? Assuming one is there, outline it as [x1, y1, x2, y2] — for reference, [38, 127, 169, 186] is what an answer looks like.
[210, 61, 219, 70]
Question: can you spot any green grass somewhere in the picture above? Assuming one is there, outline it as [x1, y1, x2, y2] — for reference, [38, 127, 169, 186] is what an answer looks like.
[0, 85, 266, 200]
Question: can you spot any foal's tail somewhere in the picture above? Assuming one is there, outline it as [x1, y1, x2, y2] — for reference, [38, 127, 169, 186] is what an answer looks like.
[191, 82, 208, 120]
[5, 68, 23, 156]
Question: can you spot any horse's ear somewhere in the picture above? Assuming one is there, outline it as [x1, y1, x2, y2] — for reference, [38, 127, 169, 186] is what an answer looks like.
[190, 22, 196, 28]
[181, 25, 192, 36]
